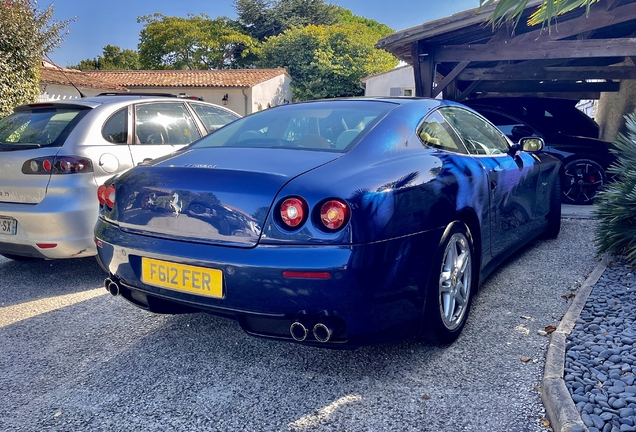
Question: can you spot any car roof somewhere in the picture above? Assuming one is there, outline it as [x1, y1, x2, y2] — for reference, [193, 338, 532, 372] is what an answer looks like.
[18, 94, 231, 112]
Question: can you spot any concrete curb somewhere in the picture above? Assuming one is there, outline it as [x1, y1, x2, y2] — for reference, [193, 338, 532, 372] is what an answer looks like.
[541, 255, 609, 432]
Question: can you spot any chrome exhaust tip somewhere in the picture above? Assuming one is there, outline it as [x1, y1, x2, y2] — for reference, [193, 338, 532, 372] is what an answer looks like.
[107, 281, 120, 297]
[313, 323, 332, 343]
[290, 322, 308, 341]
[104, 278, 112, 291]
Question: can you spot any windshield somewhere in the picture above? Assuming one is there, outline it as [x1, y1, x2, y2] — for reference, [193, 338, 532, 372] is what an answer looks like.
[0, 105, 90, 148]
[190, 100, 395, 151]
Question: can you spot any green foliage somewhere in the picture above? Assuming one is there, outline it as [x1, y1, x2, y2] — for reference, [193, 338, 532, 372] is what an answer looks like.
[480, 0, 600, 30]
[68, 45, 141, 70]
[234, 0, 339, 41]
[334, 7, 394, 37]
[0, 0, 73, 117]
[260, 23, 398, 101]
[594, 112, 636, 263]
[137, 13, 259, 70]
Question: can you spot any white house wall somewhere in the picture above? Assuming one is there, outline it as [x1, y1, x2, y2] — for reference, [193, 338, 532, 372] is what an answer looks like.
[251, 75, 292, 112]
[38, 84, 107, 101]
[364, 66, 415, 97]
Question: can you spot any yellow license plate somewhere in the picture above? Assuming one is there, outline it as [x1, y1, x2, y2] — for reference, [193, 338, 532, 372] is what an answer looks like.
[141, 257, 223, 298]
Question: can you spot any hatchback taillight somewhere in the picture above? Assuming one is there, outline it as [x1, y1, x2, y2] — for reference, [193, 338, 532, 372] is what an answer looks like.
[22, 156, 93, 174]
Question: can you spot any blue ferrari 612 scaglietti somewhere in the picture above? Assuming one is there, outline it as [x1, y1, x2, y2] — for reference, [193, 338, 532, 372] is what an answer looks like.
[94, 98, 561, 348]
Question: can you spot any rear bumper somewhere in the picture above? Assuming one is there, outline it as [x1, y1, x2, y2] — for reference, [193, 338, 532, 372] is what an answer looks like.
[0, 186, 98, 259]
[95, 219, 444, 347]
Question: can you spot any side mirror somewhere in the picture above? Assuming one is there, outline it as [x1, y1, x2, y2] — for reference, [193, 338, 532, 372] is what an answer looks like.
[519, 137, 544, 152]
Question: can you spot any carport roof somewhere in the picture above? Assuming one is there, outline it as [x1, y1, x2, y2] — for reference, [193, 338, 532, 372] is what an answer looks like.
[376, 0, 636, 100]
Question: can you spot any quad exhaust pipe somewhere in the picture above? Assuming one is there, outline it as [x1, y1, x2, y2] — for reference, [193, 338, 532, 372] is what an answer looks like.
[290, 322, 308, 341]
[104, 277, 120, 297]
[289, 321, 333, 342]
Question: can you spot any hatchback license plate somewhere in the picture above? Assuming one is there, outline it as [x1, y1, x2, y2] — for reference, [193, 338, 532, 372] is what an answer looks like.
[141, 257, 223, 298]
[0, 218, 17, 235]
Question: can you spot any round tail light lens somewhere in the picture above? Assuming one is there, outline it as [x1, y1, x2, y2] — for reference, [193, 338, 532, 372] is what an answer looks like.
[104, 185, 116, 208]
[320, 200, 349, 230]
[97, 185, 107, 205]
[280, 197, 307, 228]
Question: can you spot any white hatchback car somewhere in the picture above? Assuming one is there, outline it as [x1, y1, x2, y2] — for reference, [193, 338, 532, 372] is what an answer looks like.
[0, 93, 240, 260]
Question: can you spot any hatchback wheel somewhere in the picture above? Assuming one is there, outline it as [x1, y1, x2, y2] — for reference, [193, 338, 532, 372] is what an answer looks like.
[424, 222, 475, 344]
[561, 158, 607, 205]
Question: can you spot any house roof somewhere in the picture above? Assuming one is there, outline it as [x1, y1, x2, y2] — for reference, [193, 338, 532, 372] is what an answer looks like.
[39, 62, 126, 91]
[84, 69, 290, 88]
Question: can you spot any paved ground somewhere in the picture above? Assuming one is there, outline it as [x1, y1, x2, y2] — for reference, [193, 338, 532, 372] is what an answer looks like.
[0, 216, 598, 432]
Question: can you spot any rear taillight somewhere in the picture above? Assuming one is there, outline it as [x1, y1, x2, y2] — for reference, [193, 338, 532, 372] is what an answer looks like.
[97, 185, 107, 205]
[319, 199, 349, 231]
[22, 156, 93, 175]
[279, 197, 307, 229]
[97, 184, 116, 209]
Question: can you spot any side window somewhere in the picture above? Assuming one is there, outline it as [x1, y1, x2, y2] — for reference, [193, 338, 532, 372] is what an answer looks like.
[439, 107, 510, 156]
[477, 110, 535, 142]
[102, 108, 128, 144]
[190, 104, 239, 133]
[135, 102, 201, 145]
[417, 110, 467, 154]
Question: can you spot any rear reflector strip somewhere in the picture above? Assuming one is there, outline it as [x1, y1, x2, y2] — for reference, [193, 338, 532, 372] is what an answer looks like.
[282, 271, 331, 279]
[36, 243, 57, 249]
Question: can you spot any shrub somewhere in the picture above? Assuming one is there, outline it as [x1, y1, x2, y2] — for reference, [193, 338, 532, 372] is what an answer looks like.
[594, 111, 636, 263]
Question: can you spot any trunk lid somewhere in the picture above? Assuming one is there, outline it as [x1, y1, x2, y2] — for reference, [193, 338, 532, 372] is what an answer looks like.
[0, 104, 90, 204]
[114, 147, 341, 247]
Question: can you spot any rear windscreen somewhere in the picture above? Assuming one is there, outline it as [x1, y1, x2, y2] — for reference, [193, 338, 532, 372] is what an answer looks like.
[190, 100, 395, 151]
[0, 106, 90, 147]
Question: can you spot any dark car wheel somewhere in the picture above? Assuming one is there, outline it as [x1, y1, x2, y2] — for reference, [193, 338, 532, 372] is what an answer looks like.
[561, 158, 607, 205]
[544, 176, 561, 239]
[423, 222, 476, 344]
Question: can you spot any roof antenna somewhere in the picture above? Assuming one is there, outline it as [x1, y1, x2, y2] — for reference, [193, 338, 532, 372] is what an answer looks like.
[44, 54, 86, 98]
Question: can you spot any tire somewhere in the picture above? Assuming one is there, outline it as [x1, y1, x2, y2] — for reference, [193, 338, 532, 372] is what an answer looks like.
[0, 253, 41, 262]
[423, 221, 476, 344]
[561, 158, 607, 205]
[544, 176, 561, 239]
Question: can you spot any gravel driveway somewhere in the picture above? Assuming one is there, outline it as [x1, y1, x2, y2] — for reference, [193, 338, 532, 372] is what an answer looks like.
[0, 219, 598, 432]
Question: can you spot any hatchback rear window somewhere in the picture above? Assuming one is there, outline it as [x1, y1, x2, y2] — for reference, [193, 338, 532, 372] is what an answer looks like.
[0, 105, 90, 148]
[190, 100, 394, 151]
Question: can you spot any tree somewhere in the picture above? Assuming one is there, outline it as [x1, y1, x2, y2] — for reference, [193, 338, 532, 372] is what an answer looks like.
[260, 23, 398, 101]
[0, 0, 73, 117]
[234, 0, 339, 41]
[334, 8, 394, 37]
[68, 45, 141, 70]
[137, 13, 259, 70]
[480, 0, 599, 29]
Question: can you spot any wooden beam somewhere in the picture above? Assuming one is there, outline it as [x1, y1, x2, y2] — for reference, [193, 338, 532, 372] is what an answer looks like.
[508, 0, 636, 44]
[473, 91, 602, 99]
[456, 81, 482, 102]
[432, 61, 470, 97]
[474, 80, 621, 93]
[411, 42, 425, 98]
[434, 38, 636, 63]
[458, 65, 636, 81]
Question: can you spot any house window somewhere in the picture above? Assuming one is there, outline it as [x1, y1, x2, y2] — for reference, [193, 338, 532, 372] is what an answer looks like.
[403, 88, 414, 97]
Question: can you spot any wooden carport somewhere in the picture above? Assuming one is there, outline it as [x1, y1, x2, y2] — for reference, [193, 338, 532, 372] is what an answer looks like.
[376, 0, 636, 103]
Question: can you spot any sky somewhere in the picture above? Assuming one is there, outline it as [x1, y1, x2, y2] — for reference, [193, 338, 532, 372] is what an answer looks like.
[48, 0, 479, 67]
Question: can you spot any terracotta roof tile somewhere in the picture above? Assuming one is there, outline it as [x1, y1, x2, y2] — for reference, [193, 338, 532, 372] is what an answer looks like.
[84, 69, 290, 88]
[39, 65, 126, 91]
